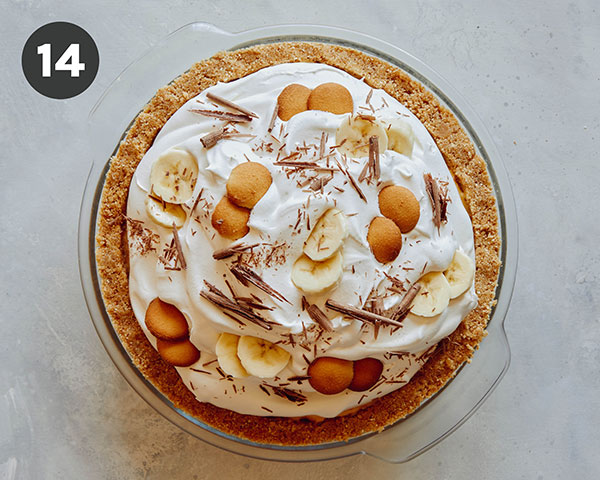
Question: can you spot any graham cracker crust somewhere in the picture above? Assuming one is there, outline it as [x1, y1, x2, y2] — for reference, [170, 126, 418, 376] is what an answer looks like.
[95, 42, 501, 445]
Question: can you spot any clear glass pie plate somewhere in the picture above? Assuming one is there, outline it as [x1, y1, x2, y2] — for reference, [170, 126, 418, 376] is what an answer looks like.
[78, 23, 517, 463]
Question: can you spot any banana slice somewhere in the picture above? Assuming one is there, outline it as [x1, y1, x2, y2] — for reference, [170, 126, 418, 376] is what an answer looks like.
[291, 251, 343, 294]
[335, 115, 388, 157]
[385, 118, 415, 157]
[150, 149, 198, 204]
[215, 333, 248, 378]
[237, 335, 290, 378]
[410, 271, 451, 317]
[145, 196, 187, 228]
[444, 250, 475, 299]
[303, 209, 347, 261]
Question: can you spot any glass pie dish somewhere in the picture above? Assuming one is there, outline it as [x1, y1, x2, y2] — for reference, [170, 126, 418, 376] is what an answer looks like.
[78, 23, 517, 463]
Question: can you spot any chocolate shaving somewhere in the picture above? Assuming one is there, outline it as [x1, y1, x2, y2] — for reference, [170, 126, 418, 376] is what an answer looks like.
[190, 188, 204, 214]
[124, 215, 159, 255]
[259, 384, 271, 396]
[369, 136, 380, 179]
[384, 272, 405, 290]
[357, 113, 376, 122]
[190, 368, 211, 374]
[334, 154, 365, 201]
[279, 151, 301, 162]
[367, 297, 385, 339]
[266, 384, 308, 403]
[318, 132, 326, 159]
[358, 136, 381, 183]
[298, 176, 314, 188]
[309, 176, 322, 192]
[309, 175, 332, 192]
[273, 160, 321, 169]
[200, 281, 272, 330]
[345, 169, 367, 202]
[229, 264, 290, 304]
[189, 109, 252, 123]
[358, 159, 370, 183]
[293, 211, 302, 230]
[147, 191, 166, 205]
[370, 297, 384, 315]
[330, 138, 347, 150]
[301, 296, 310, 311]
[200, 127, 226, 148]
[262, 242, 287, 268]
[325, 299, 403, 327]
[224, 278, 237, 298]
[306, 304, 334, 332]
[212, 242, 259, 260]
[287, 375, 311, 382]
[171, 224, 186, 269]
[205, 92, 258, 119]
[387, 286, 406, 295]
[391, 283, 422, 321]
[234, 294, 274, 311]
[267, 103, 279, 133]
[368, 376, 388, 392]
[221, 311, 245, 326]
[424, 173, 448, 229]
[440, 190, 449, 221]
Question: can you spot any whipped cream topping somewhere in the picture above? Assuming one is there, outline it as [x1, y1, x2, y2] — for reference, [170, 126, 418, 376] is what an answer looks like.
[126, 63, 477, 418]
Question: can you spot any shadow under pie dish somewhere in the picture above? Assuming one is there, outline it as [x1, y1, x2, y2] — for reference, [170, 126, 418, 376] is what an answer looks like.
[88, 31, 510, 455]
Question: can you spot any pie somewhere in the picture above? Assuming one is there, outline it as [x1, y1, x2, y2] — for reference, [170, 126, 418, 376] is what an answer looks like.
[96, 42, 500, 445]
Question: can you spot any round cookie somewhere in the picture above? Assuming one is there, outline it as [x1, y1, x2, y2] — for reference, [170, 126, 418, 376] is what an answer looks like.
[307, 83, 353, 115]
[211, 196, 251, 240]
[378, 185, 420, 233]
[277, 84, 311, 121]
[349, 358, 384, 392]
[226, 162, 272, 208]
[367, 217, 403, 263]
[156, 338, 200, 367]
[144, 298, 189, 341]
[308, 357, 354, 395]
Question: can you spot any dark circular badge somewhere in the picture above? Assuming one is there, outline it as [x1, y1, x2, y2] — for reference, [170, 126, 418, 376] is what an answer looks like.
[22, 22, 99, 99]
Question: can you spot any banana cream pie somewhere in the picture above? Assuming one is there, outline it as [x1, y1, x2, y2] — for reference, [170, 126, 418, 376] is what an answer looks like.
[96, 43, 500, 445]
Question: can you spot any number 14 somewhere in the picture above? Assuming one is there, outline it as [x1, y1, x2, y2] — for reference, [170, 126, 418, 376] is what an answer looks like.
[37, 43, 85, 77]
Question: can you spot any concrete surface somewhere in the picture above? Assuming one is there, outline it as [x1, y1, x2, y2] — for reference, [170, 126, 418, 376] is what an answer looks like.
[1, 0, 598, 478]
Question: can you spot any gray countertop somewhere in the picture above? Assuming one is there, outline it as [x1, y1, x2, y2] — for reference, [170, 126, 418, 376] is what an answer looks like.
[1, 0, 598, 478]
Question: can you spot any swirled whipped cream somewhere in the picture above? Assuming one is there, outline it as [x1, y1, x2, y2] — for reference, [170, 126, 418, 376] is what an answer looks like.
[126, 63, 477, 418]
